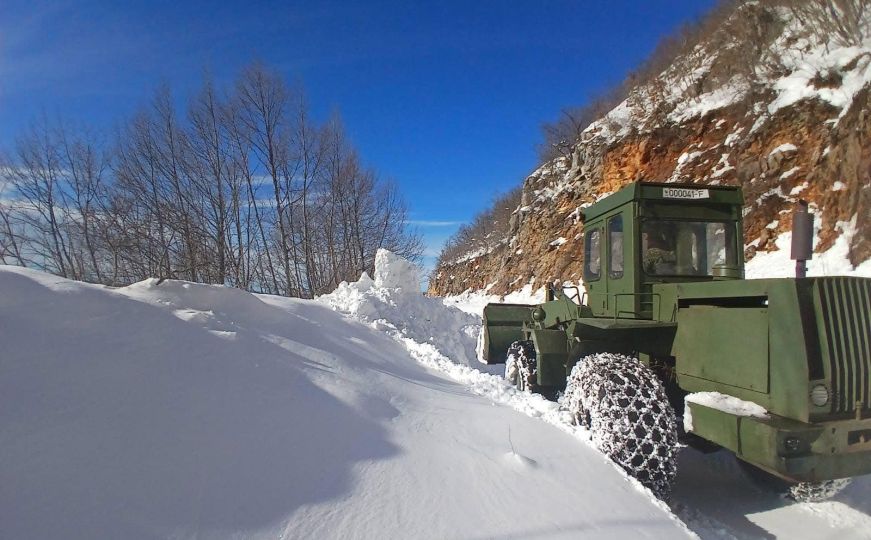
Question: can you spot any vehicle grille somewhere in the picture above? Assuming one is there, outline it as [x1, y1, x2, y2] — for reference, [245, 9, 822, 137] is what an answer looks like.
[816, 277, 871, 413]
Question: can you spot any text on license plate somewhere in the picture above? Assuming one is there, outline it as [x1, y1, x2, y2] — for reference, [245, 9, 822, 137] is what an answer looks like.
[663, 187, 710, 199]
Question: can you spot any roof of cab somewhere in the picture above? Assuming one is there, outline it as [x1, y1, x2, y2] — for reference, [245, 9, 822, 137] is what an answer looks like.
[582, 181, 744, 222]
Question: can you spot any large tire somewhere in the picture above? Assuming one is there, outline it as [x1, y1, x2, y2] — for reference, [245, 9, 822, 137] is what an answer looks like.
[561, 352, 678, 500]
[736, 459, 852, 502]
[788, 479, 851, 502]
[505, 340, 536, 392]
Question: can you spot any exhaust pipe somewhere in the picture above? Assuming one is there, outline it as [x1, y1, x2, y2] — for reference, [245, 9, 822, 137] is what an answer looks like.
[791, 200, 814, 279]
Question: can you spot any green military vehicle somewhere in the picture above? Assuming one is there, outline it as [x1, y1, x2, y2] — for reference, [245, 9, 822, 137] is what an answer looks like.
[480, 181, 871, 500]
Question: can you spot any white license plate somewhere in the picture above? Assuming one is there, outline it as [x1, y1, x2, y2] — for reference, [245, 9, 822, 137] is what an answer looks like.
[663, 187, 710, 199]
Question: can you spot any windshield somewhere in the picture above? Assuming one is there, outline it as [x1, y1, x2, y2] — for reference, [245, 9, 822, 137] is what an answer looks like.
[641, 220, 737, 276]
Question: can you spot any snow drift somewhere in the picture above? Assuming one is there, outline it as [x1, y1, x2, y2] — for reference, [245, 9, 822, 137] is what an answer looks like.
[0, 263, 691, 540]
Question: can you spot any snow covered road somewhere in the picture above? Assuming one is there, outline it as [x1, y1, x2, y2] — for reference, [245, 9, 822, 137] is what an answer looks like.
[4, 248, 870, 539]
[0, 264, 690, 540]
[320, 251, 871, 540]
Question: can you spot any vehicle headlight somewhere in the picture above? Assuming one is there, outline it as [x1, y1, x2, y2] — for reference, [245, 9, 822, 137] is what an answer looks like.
[810, 384, 829, 407]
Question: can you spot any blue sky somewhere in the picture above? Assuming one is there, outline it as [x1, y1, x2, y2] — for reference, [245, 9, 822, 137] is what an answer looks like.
[0, 0, 716, 274]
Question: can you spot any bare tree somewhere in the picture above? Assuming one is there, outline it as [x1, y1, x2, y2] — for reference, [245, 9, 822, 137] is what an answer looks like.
[0, 176, 25, 266]
[1, 61, 423, 296]
[56, 123, 109, 282]
[786, 0, 870, 48]
[5, 120, 74, 276]
[188, 78, 231, 284]
[235, 63, 298, 295]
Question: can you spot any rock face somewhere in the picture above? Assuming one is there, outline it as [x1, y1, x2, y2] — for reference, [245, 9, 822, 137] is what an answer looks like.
[430, 3, 871, 296]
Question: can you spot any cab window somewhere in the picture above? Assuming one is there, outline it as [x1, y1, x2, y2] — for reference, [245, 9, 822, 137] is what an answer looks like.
[608, 215, 624, 279]
[641, 219, 737, 276]
[584, 228, 601, 281]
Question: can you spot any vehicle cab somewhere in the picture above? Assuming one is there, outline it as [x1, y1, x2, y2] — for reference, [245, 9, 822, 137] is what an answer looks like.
[581, 182, 745, 319]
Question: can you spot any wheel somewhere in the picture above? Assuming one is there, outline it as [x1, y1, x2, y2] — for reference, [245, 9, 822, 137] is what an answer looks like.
[505, 340, 536, 391]
[736, 458, 852, 502]
[561, 352, 678, 500]
[504, 346, 520, 385]
[788, 479, 851, 502]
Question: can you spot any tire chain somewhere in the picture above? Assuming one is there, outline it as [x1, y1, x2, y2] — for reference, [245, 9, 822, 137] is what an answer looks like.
[788, 479, 851, 502]
[562, 352, 678, 500]
[505, 340, 536, 391]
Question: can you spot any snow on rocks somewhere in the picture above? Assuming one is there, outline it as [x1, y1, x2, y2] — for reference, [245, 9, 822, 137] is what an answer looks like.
[669, 78, 748, 123]
[440, 280, 545, 316]
[548, 237, 567, 248]
[768, 142, 798, 156]
[746, 213, 871, 279]
[767, 142, 798, 170]
[768, 41, 871, 122]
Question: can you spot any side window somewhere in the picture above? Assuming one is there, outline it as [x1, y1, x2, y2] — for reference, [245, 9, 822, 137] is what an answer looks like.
[585, 228, 601, 281]
[608, 215, 624, 279]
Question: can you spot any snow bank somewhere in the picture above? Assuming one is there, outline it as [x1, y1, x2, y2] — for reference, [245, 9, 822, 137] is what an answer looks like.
[320, 249, 482, 367]
[322, 254, 557, 414]
[1, 264, 694, 540]
[5, 253, 870, 539]
[320, 252, 685, 511]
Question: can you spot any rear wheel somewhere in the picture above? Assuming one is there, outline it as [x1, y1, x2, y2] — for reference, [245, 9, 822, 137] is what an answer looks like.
[736, 459, 852, 502]
[561, 352, 678, 500]
[789, 480, 851, 502]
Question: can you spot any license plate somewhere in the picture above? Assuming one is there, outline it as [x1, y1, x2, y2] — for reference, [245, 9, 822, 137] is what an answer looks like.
[663, 187, 710, 199]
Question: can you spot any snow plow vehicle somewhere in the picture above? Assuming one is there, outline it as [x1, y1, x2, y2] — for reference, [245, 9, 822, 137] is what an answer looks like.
[480, 181, 871, 500]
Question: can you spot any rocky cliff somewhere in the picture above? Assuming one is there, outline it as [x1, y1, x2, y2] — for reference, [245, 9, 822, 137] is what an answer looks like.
[430, 2, 871, 296]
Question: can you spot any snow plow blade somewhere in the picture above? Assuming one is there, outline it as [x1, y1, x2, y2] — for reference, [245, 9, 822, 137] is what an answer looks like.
[480, 303, 534, 364]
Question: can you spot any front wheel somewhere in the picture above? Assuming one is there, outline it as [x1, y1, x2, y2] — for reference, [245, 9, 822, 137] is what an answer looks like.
[504, 340, 536, 391]
[561, 352, 678, 500]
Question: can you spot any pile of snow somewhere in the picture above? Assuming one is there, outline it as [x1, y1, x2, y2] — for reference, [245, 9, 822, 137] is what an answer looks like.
[373, 249, 420, 291]
[0, 264, 694, 539]
[320, 252, 692, 500]
[320, 249, 481, 368]
[320, 252, 578, 424]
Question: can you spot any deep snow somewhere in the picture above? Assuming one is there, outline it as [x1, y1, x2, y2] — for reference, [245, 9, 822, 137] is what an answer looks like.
[0, 263, 690, 540]
[4, 243, 870, 540]
[428, 244, 871, 539]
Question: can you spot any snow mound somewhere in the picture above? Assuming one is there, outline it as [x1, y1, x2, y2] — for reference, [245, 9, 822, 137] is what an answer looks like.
[121, 277, 270, 316]
[373, 248, 420, 291]
[320, 253, 689, 511]
[1, 264, 695, 539]
[321, 249, 482, 367]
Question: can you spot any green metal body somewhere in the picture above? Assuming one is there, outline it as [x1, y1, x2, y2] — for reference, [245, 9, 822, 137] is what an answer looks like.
[480, 181, 871, 483]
